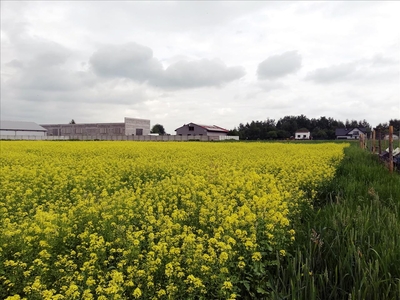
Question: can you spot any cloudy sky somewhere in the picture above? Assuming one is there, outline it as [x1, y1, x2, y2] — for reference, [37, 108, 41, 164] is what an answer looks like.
[1, 1, 399, 133]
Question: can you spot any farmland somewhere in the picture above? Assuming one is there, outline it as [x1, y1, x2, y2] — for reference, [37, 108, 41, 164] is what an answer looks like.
[0, 141, 349, 299]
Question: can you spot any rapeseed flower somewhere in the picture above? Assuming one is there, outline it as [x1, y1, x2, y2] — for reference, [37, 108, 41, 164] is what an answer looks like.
[0, 141, 347, 299]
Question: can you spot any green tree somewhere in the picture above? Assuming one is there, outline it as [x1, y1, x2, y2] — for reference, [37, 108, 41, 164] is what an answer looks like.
[227, 128, 239, 136]
[69, 119, 76, 124]
[267, 131, 278, 139]
[151, 124, 166, 135]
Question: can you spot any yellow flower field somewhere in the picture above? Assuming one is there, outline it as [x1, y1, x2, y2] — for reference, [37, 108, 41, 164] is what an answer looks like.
[0, 141, 347, 299]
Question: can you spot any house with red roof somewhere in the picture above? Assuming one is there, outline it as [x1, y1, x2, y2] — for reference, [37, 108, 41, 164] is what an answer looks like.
[175, 123, 229, 137]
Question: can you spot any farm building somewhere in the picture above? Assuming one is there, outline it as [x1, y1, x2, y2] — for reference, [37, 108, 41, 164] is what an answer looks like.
[41, 117, 150, 137]
[0, 120, 47, 136]
[175, 123, 229, 137]
[335, 127, 367, 139]
[295, 128, 310, 140]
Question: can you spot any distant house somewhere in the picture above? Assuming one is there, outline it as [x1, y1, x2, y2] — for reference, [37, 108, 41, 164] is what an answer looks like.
[295, 128, 310, 140]
[335, 127, 367, 139]
[0, 120, 47, 136]
[175, 123, 229, 137]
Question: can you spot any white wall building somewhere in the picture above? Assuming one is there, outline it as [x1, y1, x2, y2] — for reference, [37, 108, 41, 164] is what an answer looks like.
[295, 129, 310, 140]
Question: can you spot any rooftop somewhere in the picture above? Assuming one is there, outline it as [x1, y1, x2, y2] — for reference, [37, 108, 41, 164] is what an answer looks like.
[194, 123, 229, 132]
[0, 120, 47, 132]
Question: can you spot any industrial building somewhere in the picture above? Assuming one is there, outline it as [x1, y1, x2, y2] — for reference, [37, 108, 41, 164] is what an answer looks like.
[41, 117, 151, 137]
[0, 120, 47, 136]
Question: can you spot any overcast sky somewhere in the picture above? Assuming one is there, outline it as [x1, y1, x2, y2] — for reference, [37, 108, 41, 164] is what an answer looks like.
[1, 1, 399, 133]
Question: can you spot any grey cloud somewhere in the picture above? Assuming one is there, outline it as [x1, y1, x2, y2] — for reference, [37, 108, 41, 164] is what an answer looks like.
[68, 2, 273, 34]
[371, 54, 399, 66]
[257, 81, 286, 92]
[257, 51, 302, 80]
[2, 20, 73, 64]
[306, 54, 399, 84]
[90, 43, 164, 82]
[157, 59, 245, 88]
[6, 54, 95, 91]
[305, 63, 356, 83]
[90, 43, 245, 89]
[6, 60, 24, 69]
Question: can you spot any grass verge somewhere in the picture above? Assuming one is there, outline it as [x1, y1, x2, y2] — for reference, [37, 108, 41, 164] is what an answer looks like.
[270, 144, 400, 300]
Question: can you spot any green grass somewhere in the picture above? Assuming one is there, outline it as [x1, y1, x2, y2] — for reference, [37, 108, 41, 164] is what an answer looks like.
[270, 144, 400, 300]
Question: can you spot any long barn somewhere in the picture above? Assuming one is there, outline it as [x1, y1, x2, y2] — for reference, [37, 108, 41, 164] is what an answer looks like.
[0, 120, 47, 136]
[41, 117, 150, 137]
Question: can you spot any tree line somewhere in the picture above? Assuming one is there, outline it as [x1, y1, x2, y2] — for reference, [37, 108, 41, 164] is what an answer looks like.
[375, 119, 400, 138]
[228, 115, 377, 140]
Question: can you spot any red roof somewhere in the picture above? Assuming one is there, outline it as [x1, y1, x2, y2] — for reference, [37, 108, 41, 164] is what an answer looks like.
[195, 124, 229, 132]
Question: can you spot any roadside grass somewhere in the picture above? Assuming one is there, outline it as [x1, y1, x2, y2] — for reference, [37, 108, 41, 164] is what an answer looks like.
[270, 143, 400, 300]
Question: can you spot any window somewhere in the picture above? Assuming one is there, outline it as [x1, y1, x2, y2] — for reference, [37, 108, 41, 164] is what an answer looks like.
[188, 126, 194, 131]
[136, 128, 143, 136]
[297, 135, 300, 138]
[353, 131, 359, 135]
[303, 135, 306, 138]
[75, 128, 82, 134]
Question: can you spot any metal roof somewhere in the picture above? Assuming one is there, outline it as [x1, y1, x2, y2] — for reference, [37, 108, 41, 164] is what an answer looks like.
[335, 127, 367, 136]
[174, 123, 229, 133]
[0, 120, 47, 132]
[194, 124, 229, 132]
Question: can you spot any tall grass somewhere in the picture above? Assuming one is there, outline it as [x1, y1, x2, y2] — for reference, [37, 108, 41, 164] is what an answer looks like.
[271, 144, 400, 299]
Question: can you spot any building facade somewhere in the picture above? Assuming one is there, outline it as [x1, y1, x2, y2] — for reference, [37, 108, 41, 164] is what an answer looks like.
[0, 120, 47, 136]
[41, 117, 151, 137]
[295, 129, 311, 140]
[335, 127, 367, 139]
[175, 123, 229, 137]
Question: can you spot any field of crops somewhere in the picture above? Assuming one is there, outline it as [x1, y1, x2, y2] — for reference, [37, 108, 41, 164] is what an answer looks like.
[0, 141, 347, 299]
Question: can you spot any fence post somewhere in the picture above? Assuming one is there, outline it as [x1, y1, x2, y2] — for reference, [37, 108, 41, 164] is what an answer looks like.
[389, 126, 393, 174]
[372, 130, 375, 154]
[378, 129, 382, 155]
[363, 133, 368, 150]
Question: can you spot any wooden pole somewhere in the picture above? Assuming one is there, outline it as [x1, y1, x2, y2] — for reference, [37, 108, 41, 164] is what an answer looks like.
[359, 134, 363, 149]
[363, 133, 366, 149]
[372, 130, 375, 154]
[378, 129, 382, 155]
[364, 133, 367, 149]
[389, 126, 393, 174]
